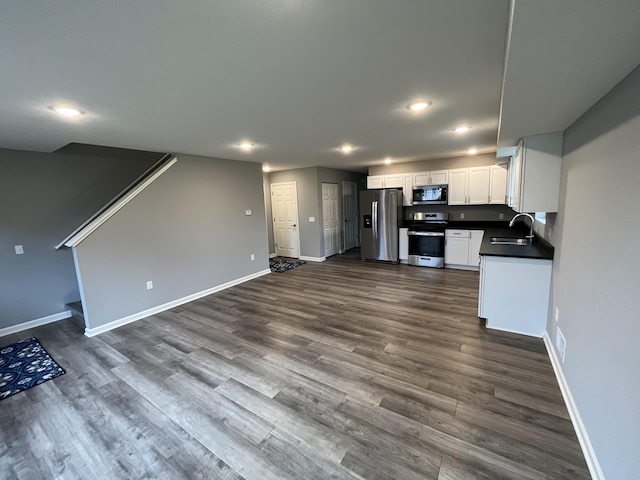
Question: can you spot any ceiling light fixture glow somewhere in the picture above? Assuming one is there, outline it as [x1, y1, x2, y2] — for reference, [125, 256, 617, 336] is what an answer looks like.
[262, 165, 271, 172]
[453, 126, 471, 134]
[407, 101, 432, 112]
[339, 145, 356, 154]
[50, 105, 83, 117]
[468, 148, 478, 155]
[237, 142, 255, 150]
[384, 158, 392, 165]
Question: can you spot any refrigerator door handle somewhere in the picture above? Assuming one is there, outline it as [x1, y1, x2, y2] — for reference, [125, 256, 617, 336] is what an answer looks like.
[372, 201, 378, 239]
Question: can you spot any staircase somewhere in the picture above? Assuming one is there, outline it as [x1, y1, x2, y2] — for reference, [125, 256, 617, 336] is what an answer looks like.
[65, 301, 85, 330]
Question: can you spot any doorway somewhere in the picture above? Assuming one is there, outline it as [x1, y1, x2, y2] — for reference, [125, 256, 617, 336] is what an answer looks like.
[271, 182, 300, 258]
[342, 181, 359, 251]
[322, 183, 340, 258]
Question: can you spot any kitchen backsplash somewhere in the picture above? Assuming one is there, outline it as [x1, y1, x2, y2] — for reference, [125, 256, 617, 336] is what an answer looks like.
[404, 204, 516, 222]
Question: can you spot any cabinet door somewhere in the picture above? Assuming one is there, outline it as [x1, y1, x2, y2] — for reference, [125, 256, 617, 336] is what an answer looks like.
[399, 228, 409, 262]
[413, 172, 431, 186]
[402, 174, 413, 206]
[448, 169, 468, 205]
[468, 166, 490, 204]
[430, 170, 448, 185]
[445, 237, 469, 265]
[509, 144, 523, 211]
[489, 164, 508, 205]
[384, 174, 403, 188]
[468, 230, 484, 267]
[367, 176, 385, 189]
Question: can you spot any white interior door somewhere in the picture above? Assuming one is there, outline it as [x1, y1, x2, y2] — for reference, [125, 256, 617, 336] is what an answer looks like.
[322, 183, 340, 257]
[342, 181, 358, 250]
[271, 182, 300, 258]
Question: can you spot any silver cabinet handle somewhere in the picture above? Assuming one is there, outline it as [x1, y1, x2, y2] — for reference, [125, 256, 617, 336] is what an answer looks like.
[372, 201, 378, 240]
[408, 231, 445, 237]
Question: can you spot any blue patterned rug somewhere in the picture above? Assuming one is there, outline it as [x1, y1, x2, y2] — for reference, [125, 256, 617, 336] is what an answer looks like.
[269, 257, 306, 273]
[0, 337, 65, 400]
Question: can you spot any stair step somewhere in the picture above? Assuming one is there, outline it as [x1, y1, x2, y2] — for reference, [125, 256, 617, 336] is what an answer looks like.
[65, 301, 85, 330]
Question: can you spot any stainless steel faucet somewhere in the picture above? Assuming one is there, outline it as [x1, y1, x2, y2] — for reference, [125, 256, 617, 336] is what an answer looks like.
[509, 213, 535, 239]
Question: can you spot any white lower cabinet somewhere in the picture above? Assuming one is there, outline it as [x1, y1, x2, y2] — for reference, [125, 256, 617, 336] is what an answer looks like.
[399, 228, 409, 263]
[445, 229, 483, 269]
[479, 255, 552, 337]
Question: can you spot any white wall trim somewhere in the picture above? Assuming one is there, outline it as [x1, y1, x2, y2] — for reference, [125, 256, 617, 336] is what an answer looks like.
[269, 252, 277, 258]
[299, 255, 326, 262]
[543, 332, 605, 480]
[486, 325, 544, 338]
[0, 310, 72, 337]
[84, 269, 271, 337]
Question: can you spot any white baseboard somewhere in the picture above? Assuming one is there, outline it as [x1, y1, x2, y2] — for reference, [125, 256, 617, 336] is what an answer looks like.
[269, 253, 277, 258]
[543, 333, 604, 480]
[485, 324, 544, 338]
[0, 310, 72, 337]
[299, 256, 326, 262]
[84, 269, 271, 337]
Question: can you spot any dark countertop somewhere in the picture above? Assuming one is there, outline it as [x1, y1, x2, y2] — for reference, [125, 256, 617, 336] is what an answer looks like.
[478, 226, 554, 260]
[400, 219, 554, 260]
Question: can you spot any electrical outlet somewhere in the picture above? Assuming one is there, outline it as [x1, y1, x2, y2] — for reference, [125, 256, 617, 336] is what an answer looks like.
[555, 307, 559, 322]
[556, 327, 566, 363]
[245, 209, 252, 216]
[14, 245, 24, 255]
[250, 254, 255, 261]
[460, 213, 465, 219]
[146, 281, 153, 290]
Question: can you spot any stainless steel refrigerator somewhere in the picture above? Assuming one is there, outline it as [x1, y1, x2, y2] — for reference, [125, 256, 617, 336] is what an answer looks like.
[360, 189, 403, 263]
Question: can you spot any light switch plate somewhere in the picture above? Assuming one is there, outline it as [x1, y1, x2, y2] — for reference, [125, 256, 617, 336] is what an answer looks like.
[146, 281, 153, 290]
[245, 209, 252, 216]
[14, 245, 24, 255]
[309, 217, 315, 222]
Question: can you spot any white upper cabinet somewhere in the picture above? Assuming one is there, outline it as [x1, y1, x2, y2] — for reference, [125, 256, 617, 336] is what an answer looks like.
[367, 174, 402, 189]
[509, 132, 563, 213]
[489, 163, 508, 205]
[402, 174, 413, 206]
[448, 168, 469, 205]
[429, 170, 449, 185]
[367, 175, 385, 189]
[413, 169, 449, 186]
[448, 166, 490, 205]
[467, 166, 490, 204]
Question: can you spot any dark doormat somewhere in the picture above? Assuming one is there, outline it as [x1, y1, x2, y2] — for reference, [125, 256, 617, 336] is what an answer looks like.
[269, 257, 306, 273]
[0, 337, 65, 400]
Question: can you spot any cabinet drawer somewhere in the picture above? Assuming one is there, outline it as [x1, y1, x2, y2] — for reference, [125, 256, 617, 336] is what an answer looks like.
[445, 229, 470, 238]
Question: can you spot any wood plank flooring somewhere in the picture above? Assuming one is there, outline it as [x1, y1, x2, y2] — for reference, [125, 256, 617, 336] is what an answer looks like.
[1, 250, 590, 479]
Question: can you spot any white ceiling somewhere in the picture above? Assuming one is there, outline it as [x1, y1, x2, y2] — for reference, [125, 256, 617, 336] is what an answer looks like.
[1, 1, 638, 172]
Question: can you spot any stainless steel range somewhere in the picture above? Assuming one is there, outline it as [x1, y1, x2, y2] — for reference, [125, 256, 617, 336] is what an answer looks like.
[407, 212, 448, 268]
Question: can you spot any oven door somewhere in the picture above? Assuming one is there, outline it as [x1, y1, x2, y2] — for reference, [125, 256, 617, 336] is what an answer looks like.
[408, 231, 445, 268]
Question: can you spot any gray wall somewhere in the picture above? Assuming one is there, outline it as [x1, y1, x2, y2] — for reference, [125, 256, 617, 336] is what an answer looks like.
[266, 167, 365, 258]
[0, 148, 160, 329]
[368, 152, 502, 175]
[74, 154, 269, 329]
[548, 66, 640, 479]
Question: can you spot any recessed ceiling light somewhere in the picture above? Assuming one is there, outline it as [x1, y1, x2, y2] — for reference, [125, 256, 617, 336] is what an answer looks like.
[339, 145, 356, 154]
[262, 165, 271, 172]
[407, 101, 432, 112]
[237, 142, 255, 151]
[453, 126, 471, 134]
[468, 148, 478, 155]
[384, 158, 392, 165]
[50, 105, 83, 117]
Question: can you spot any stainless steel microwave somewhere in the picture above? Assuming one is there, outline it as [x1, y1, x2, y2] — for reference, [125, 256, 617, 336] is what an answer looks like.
[412, 185, 448, 205]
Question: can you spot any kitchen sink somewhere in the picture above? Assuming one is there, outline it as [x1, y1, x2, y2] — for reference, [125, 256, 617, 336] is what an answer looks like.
[490, 236, 530, 246]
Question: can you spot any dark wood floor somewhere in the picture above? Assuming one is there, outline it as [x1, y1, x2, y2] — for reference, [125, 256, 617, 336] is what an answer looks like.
[1, 250, 589, 479]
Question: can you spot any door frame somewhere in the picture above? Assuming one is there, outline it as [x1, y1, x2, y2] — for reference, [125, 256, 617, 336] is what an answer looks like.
[270, 181, 301, 258]
[342, 180, 359, 250]
[322, 182, 340, 257]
